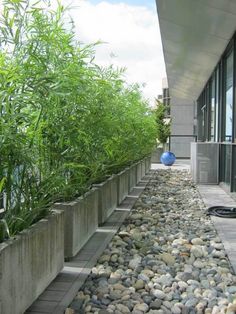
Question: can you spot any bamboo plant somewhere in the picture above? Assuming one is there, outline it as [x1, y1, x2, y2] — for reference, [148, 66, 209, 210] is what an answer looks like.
[0, 0, 157, 242]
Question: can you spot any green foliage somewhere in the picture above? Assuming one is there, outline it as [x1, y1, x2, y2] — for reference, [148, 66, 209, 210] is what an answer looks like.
[0, 0, 157, 242]
[154, 102, 171, 144]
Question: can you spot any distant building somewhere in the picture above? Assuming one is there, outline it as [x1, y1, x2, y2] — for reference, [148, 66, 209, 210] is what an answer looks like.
[157, 78, 170, 116]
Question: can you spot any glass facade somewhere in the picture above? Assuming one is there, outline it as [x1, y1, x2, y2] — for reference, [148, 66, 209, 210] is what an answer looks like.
[196, 35, 236, 191]
[210, 75, 215, 141]
[224, 51, 233, 142]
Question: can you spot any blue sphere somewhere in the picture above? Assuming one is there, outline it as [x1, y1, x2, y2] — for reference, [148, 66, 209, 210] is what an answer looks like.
[160, 151, 176, 166]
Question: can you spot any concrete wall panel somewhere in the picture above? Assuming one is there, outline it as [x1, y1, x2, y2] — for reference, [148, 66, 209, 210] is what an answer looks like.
[0, 210, 64, 314]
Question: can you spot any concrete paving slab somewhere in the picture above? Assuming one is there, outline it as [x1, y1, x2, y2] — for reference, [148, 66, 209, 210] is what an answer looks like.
[117, 196, 137, 209]
[26, 312, 48, 314]
[38, 291, 66, 302]
[136, 181, 148, 187]
[151, 159, 190, 171]
[47, 282, 73, 292]
[129, 187, 145, 196]
[26, 301, 58, 313]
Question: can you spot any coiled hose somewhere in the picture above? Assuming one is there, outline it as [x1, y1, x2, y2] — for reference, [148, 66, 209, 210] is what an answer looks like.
[207, 206, 236, 218]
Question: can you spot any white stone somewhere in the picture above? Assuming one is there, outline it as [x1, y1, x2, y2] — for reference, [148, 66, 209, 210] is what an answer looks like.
[191, 245, 206, 258]
[172, 239, 188, 246]
[171, 306, 181, 314]
[152, 289, 166, 299]
[191, 238, 204, 245]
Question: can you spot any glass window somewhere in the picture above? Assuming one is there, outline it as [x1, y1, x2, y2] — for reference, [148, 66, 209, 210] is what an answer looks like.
[197, 95, 204, 141]
[210, 75, 215, 141]
[215, 67, 219, 141]
[224, 51, 233, 142]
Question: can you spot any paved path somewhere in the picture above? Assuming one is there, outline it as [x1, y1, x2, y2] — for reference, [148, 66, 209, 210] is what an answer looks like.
[198, 184, 236, 274]
[151, 159, 190, 171]
[25, 174, 152, 314]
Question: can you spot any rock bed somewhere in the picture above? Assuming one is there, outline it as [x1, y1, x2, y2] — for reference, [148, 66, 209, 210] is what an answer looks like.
[69, 169, 236, 314]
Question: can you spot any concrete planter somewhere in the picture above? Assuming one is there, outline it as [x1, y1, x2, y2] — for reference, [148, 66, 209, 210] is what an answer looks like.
[141, 159, 146, 178]
[117, 168, 129, 205]
[54, 188, 98, 259]
[145, 156, 151, 173]
[136, 161, 142, 183]
[129, 163, 137, 192]
[0, 210, 64, 314]
[191, 142, 219, 184]
[151, 147, 163, 163]
[94, 175, 118, 225]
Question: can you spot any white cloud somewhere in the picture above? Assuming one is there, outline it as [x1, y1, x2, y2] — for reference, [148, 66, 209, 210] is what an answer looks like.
[61, 0, 166, 105]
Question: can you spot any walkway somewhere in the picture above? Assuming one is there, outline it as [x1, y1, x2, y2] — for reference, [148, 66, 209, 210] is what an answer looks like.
[199, 185, 236, 274]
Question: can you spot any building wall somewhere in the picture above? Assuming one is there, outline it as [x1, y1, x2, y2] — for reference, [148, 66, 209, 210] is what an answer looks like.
[170, 102, 195, 158]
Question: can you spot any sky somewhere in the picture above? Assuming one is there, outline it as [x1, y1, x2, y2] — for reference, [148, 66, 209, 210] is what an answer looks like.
[60, 0, 167, 105]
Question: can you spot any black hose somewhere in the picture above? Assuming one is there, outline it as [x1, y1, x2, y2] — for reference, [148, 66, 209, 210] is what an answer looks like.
[207, 206, 236, 218]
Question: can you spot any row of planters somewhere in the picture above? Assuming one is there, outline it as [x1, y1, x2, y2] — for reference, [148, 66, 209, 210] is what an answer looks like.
[0, 1, 157, 314]
[0, 156, 151, 314]
[55, 156, 151, 259]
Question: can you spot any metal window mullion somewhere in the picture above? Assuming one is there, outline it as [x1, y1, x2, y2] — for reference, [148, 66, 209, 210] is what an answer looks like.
[230, 35, 236, 191]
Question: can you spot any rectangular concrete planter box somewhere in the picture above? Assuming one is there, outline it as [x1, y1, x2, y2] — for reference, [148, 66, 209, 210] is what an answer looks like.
[129, 163, 137, 192]
[94, 175, 118, 225]
[191, 142, 220, 184]
[141, 159, 146, 178]
[136, 161, 142, 183]
[145, 156, 151, 173]
[0, 210, 64, 314]
[117, 168, 129, 205]
[151, 147, 163, 163]
[54, 188, 98, 259]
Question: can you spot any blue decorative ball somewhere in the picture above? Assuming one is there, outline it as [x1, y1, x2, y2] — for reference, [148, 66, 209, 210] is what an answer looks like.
[160, 151, 176, 166]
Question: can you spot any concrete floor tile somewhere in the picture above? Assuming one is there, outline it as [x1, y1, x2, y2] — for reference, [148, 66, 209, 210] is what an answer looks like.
[198, 184, 236, 275]
[117, 196, 136, 209]
[47, 281, 73, 292]
[129, 187, 145, 196]
[38, 290, 66, 302]
[27, 301, 58, 313]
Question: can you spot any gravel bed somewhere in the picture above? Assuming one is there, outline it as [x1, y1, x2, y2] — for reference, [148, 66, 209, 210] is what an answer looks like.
[68, 169, 236, 314]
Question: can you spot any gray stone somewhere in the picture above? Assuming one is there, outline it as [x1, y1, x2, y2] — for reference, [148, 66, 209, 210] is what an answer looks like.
[150, 300, 162, 310]
[227, 286, 236, 294]
[133, 303, 149, 312]
[116, 304, 130, 313]
[185, 298, 199, 307]
[134, 280, 145, 290]
[159, 253, 175, 266]
[129, 256, 142, 269]
[109, 291, 122, 300]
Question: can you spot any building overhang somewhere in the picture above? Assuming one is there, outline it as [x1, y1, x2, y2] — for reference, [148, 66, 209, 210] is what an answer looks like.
[156, 0, 236, 105]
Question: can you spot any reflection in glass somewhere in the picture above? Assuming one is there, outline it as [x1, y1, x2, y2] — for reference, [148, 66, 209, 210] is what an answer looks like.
[221, 144, 232, 186]
[215, 68, 219, 141]
[225, 52, 233, 142]
[210, 76, 215, 141]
